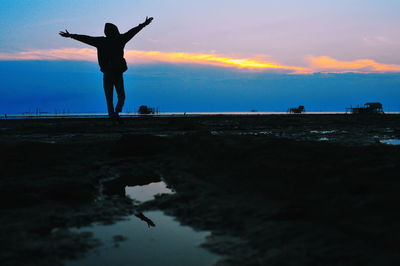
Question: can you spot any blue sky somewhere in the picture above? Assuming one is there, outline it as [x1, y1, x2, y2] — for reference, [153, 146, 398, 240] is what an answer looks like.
[0, 0, 399, 112]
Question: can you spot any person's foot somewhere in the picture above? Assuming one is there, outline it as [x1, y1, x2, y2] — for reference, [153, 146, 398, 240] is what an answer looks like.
[114, 113, 124, 125]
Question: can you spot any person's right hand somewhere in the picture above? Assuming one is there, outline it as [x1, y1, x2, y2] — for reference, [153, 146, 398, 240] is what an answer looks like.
[59, 30, 71, 38]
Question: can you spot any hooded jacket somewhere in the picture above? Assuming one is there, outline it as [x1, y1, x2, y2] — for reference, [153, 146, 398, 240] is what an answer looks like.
[70, 23, 146, 72]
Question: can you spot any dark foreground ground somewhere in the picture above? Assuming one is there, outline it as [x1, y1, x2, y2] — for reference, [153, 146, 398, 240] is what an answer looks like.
[1, 114, 400, 266]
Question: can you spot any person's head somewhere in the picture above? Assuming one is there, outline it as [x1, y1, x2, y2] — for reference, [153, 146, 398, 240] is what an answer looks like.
[104, 23, 120, 37]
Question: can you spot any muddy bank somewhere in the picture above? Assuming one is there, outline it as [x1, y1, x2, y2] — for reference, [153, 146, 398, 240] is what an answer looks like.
[143, 134, 400, 265]
[1, 115, 400, 266]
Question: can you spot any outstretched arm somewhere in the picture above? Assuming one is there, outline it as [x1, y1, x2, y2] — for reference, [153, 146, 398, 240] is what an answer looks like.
[135, 212, 155, 227]
[59, 30, 101, 47]
[122, 16, 153, 44]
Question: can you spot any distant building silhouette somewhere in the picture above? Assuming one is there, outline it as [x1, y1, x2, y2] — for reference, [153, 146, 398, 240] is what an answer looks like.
[346, 102, 384, 114]
[288, 105, 305, 114]
[138, 105, 155, 115]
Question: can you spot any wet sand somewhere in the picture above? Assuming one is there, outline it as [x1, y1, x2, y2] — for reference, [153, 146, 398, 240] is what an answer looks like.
[1, 114, 400, 266]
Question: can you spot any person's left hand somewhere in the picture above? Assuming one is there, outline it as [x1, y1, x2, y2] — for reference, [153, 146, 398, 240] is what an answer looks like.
[144, 16, 154, 26]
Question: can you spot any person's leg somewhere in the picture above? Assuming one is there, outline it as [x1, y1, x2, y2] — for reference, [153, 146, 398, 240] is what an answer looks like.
[114, 72, 125, 114]
[103, 72, 115, 117]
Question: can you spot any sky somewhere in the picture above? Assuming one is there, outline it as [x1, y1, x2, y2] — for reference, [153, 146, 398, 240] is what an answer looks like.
[0, 0, 400, 113]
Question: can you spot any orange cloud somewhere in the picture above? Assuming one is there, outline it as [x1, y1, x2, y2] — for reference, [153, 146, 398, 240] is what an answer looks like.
[1, 49, 400, 74]
[0, 48, 309, 74]
[124, 50, 309, 73]
[308, 56, 400, 73]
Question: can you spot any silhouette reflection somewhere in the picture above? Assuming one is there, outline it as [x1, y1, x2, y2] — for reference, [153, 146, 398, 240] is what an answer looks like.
[102, 175, 160, 227]
[135, 212, 156, 227]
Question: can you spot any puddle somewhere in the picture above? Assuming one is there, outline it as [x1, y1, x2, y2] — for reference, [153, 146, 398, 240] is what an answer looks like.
[65, 210, 217, 266]
[233, 131, 272, 136]
[211, 130, 272, 136]
[255, 131, 273, 135]
[126, 181, 173, 202]
[210, 131, 222, 135]
[319, 137, 329, 141]
[65, 178, 216, 266]
[380, 139, 400, 145]
[310, 130, 336, 134]
[153, 134, 169, 137]
[41, 140, 57, 144]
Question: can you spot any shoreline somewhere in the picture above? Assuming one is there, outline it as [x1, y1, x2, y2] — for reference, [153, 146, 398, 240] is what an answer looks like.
[2, 112, 400, 120]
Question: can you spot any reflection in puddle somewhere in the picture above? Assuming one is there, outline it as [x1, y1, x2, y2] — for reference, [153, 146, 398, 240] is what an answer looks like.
[126, 181, 173, 202]
[380, 139, 400, 145]
[65, 178, 216, 266]
[319, 137, 329, 141]
[65, 211, 217, 266]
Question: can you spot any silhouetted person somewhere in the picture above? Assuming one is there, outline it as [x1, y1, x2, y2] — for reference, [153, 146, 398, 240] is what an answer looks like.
[59, 17, 154, 124]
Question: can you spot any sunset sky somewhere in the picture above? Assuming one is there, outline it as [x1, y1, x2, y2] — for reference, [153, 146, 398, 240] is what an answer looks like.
[1, 0, 400, 112]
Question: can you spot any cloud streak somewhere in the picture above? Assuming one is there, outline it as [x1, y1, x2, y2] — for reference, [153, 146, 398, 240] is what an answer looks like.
[124, 50, 310, 74]
[308, 56, 400, 73]
[0, 48, 97, 61]
[0, 48, 308, 73]
[1, 48, 400, 74]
